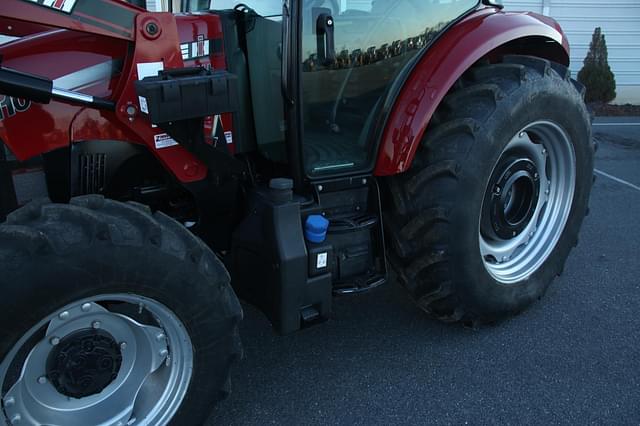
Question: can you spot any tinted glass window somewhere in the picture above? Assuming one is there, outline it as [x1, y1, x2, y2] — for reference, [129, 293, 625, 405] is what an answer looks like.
[301, 0, 479, 176]
[209, 0, 283, 15]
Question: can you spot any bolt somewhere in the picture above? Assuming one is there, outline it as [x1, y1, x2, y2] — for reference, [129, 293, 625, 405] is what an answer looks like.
[92, 321, 101, 329]
[362, 178, 367, 185]
[529, 231, 535, 238]
[156, 333, 166, 341]
[534, 173, 539, 180]
[494, 185, 502, 195]
[159, 349, 169, 358]
[120, 342, 127, 351]
[146, 22, 159, 35]
[542, 149, 547, 155]
[519, 132, 525, 138]
[318, 185, 323, 192]
[58, 311, 69, 320]
[545, 189, 550, 195]
[512, 231, 517, 237]
[10, 414, 21, 424]
[81, 303, 92, 312]
[502, 256, 509, 262]
[50, 337, 60, 346]
[37, 376, 47, 384]
[327, 19, 333, 26]
[4, 396, 15, 407]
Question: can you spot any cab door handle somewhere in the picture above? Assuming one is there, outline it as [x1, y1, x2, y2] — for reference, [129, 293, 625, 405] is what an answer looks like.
[316, 13, 336, 66]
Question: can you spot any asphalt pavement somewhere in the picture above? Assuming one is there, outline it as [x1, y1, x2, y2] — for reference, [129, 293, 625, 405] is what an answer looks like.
[209, 118, 640, 425]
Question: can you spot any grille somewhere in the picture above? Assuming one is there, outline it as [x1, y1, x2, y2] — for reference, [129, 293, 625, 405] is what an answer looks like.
[79, 153, 106, 194]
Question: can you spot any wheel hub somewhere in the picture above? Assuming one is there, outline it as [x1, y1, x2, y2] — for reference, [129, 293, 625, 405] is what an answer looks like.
[46, 329, 122, 399]
[483, 157, 540, 239]
[479, 122, 577, 283]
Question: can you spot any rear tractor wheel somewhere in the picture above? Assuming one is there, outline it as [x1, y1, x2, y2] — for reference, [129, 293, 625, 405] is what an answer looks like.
[0, 196, 242, 426]
[386, 55, 595, 323]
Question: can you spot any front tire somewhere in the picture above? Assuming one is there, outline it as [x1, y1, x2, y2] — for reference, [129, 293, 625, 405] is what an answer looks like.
[0, 196, 242, 426]
[386, 55, 594, 323]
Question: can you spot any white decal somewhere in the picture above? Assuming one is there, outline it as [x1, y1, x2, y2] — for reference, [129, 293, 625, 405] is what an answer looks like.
[138, 96, 149, 114]
[224, 131, 233, 145]
[136, 61, 164, 80]
[317, 252, 328, 269]
[154, 133, 178, 149]
[0, 96, 31, 121]
[181, 35, 211, 60]
[25, 0, 78, 14]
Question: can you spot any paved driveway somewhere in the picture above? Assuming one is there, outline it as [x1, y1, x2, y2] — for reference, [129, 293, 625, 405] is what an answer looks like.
[209, 119, 640, 425]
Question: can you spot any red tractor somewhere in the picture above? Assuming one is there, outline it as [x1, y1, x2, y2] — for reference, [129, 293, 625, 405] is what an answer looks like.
[0, 0, 593, 424]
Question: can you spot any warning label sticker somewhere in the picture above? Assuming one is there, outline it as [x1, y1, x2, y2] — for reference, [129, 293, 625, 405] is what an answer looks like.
[224, 131, 233, 145]
[317, 252, 328, 269]
[23, 0, 78, 14]
[154, 133, 178, 149]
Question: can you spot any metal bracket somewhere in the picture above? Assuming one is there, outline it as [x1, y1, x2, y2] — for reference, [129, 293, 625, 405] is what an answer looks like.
[482, 0, 505, 10]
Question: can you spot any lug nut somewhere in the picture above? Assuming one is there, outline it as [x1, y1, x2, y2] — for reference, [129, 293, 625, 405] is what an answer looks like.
[159, 349, 169, 358]
[120, 342, 127, 351]
[494, 186, 502, 194]
[50, 337, 60, 346]
[37, 376, 47, 384]
[318, 185, 323, 192]
[81, 303, 92, 312]
[58, 311, 69, 320]
[4, 396, 15, 407]
[156, 333, 166, 341]
[10, 414, 21, 424]
[92, 321, 101, 329]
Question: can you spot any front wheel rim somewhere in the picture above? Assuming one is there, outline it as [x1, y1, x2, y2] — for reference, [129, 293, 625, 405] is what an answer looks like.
[479, 120, 577, 284]
[1, 294, 193, 426]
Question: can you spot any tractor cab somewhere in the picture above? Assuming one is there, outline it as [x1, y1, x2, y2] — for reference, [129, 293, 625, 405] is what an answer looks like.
[201, 0, 478, 179]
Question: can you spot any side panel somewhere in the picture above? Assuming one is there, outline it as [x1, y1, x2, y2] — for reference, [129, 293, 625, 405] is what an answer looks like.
[373, 9, 570, 176]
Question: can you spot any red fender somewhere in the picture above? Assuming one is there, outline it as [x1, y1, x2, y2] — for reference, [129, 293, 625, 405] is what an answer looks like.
[374, 8, 570, 176]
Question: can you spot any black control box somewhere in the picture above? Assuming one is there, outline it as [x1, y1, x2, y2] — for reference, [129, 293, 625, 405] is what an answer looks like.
[135, 67, 237, 124]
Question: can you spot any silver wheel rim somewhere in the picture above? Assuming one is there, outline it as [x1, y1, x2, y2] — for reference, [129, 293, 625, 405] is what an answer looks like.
[479, 120, 576, 284]
[1, 294, 193, 426]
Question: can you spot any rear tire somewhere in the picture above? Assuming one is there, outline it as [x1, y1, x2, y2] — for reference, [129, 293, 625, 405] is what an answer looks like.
[386, 55, 595, 323]
[0, 195, 242, 426]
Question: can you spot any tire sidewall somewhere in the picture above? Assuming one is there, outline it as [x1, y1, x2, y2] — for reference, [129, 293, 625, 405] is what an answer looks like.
[449, 74, 593, 317]
[0, 243, 239, 425]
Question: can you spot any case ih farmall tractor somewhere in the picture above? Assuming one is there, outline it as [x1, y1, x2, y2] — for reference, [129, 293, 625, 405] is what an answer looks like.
[0, 0, 593, 424]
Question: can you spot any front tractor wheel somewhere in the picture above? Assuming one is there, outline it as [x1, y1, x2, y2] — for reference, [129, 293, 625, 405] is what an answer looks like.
[0, 196, 242, 426]
[386, 55, 594, 323]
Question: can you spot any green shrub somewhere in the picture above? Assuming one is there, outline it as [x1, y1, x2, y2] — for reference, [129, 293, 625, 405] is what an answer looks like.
[578, 27, 617, 103]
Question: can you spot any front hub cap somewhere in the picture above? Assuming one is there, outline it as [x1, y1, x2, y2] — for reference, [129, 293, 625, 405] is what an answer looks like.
[1, 295, 193, 426]
[46, 328, 123, 399]
[479, 121, 576, 284]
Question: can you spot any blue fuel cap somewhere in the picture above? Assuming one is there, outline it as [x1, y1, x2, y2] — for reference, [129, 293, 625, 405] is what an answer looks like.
[305, 215, 329, 243]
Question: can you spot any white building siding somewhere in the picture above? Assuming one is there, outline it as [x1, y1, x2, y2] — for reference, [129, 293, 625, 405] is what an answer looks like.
[501, 0, 640, 103]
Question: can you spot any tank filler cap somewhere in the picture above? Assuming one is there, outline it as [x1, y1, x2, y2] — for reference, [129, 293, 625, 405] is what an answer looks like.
[269, 178, 294, 190]
[305, 215, 330, 243]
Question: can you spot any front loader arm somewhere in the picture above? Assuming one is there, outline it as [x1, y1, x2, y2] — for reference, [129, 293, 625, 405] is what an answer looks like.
[1, 0, 139, 41]
[0, 0, 207, 183]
